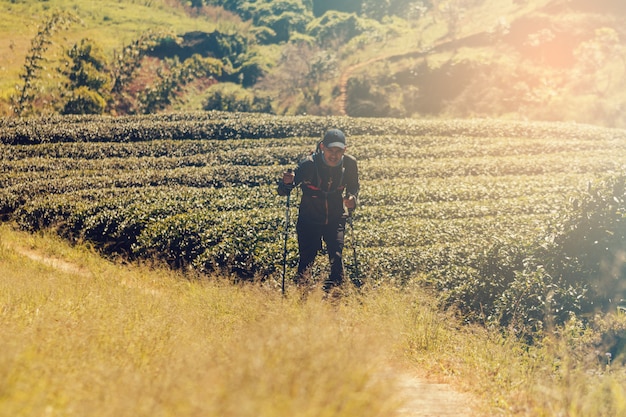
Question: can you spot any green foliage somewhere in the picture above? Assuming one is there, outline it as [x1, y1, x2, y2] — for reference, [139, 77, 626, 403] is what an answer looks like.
[361, 0, 419, 20]
[202, 82, 272, 113]
[11, 10, 80, 117]
[111, 30, 173, 94]
[60, 39, 112, 115]
[437, 174, 626, 336]
[110, 30, 173, 113]
[313, 0, 362, 16]
[139, 55, 223, 114]
[2, 113, 626, 336]
[150, 30, 262, 85]
[62, 86, 108, 115]
[345, 76, 393, 117]
[240, 0, 314, 43]
[234, 50, 273, 86]
[196, 0, 314, 43]
[306, 11, 369, 46]
[62, 39, 111, 92]
[543, 176, 626, 309]
[312, 0, 424, 20]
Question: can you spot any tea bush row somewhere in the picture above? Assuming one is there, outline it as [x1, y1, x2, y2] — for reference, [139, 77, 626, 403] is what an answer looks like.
[2, 112, 625, 144]
[3, 112, 626, 334]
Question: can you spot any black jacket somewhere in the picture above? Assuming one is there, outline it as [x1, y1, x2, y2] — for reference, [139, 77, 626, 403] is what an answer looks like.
[278, 152, 359, 225]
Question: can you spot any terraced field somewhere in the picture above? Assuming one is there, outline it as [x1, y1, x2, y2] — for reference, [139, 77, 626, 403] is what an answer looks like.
[2, 112, 625, 330]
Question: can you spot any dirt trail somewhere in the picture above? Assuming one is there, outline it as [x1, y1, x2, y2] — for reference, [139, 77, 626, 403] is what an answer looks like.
[6, 241, 478, 416]
[12, 244, 93, 278]
[395, 372, 476, 416]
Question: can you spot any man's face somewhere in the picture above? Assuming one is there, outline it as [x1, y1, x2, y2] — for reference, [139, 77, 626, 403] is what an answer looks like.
[321, 144, 345, 167]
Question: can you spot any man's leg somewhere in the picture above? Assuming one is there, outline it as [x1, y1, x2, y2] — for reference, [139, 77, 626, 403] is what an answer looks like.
[323, 219, 346, 291]
[296, 221, 322, 284]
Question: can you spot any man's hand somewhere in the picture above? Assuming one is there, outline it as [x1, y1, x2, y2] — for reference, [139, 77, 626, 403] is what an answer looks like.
[343, 195, 356, 210]
[283, 170, 295, 185]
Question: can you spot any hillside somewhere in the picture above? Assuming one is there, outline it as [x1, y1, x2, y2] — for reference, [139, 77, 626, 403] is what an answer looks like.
[1, 0, 625, 127]
[2, 113, 626, 415]
[1, 223, 481, 416]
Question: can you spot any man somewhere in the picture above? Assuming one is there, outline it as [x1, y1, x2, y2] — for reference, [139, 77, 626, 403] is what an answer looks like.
[278, 128, 360, 291]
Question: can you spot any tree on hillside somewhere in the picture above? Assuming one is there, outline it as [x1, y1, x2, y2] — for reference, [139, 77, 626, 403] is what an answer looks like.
[362, 0, 428, 20]
[11, 10, 80, 117]
[202, 82, 273, 113]
[313, 0, 361, 16]
[312, 0, 427, 19]
[306, 11, 375, 47]
[572, 27, 624, 96]
[110, 30, 171, 114]
[60, 39, 112, 115]
[194, 0, 314, 43]
[257, 42, 337, 114]
[139, 54, 223, 113]
[240, 0, 314, 43]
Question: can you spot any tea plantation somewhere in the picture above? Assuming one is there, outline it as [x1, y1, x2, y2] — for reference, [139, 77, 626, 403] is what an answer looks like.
[2, 112, 625, 334]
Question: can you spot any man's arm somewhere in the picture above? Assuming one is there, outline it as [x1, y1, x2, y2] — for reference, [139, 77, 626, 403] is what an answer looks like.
[344, 156, 359, 209]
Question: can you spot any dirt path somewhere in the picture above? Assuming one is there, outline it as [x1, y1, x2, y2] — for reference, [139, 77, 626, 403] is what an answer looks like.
[395, 372, 476, 416]
[6, 240, 479, 416]
[12, 244, 93, 278]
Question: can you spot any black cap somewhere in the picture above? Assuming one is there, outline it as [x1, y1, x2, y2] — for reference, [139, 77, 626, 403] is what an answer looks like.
[322, 129, 346, 149]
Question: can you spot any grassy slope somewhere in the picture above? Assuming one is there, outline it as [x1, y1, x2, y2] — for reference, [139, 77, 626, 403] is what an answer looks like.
[3, 219, 626, 416]
[0, 0, 557, 113]
[0, 0, 245, 101]
[0, 222, 481, 416]
[4, 0, 622, 124]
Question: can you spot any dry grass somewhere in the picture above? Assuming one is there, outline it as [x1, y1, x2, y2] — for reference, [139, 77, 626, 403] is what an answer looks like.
[0, 224, 430, 417]
[3, 222, 626, 416]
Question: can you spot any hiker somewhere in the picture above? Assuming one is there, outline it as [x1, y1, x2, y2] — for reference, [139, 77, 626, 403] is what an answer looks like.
[278, 128, 360, 291]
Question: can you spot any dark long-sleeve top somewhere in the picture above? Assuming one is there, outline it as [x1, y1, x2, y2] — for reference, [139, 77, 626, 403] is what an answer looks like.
[278, 152, 359, 225]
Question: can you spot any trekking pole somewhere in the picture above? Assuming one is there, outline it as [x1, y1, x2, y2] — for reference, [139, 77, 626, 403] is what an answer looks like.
[281, 169, 293, 295]
[347, 209, 361, 287]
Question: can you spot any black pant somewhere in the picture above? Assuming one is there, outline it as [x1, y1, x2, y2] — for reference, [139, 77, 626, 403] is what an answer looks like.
[296, 218, 346, 290]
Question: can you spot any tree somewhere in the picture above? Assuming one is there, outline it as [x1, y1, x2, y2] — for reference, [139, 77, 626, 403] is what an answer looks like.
[573, 27, 624, 96]
[11, 10, 80, 117]
[62, 87, 108, 115]
[60, 38, 112, 114]
[139, 54, 223, 113]
[306, 11, 367, 47]
[354, 0, 429, 20]
[257, 42, 337, 114]
[240, 0, 314, 43]
[313, 0, 361, 17]
[110, 30, 171, 113]
[203, 82, 272, 113]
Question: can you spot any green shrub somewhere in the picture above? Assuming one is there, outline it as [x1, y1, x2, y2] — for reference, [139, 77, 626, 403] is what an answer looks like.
[306, 11, 371, 46]
[438, 174, 626, 335]
[541, 175, 626, 312]
[139, 55, 223, 114]
[203, 83, 273, 113]
[63, 86, 108, 115]
[61, 38, 112, 106]
[240, 0, 313, 43]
